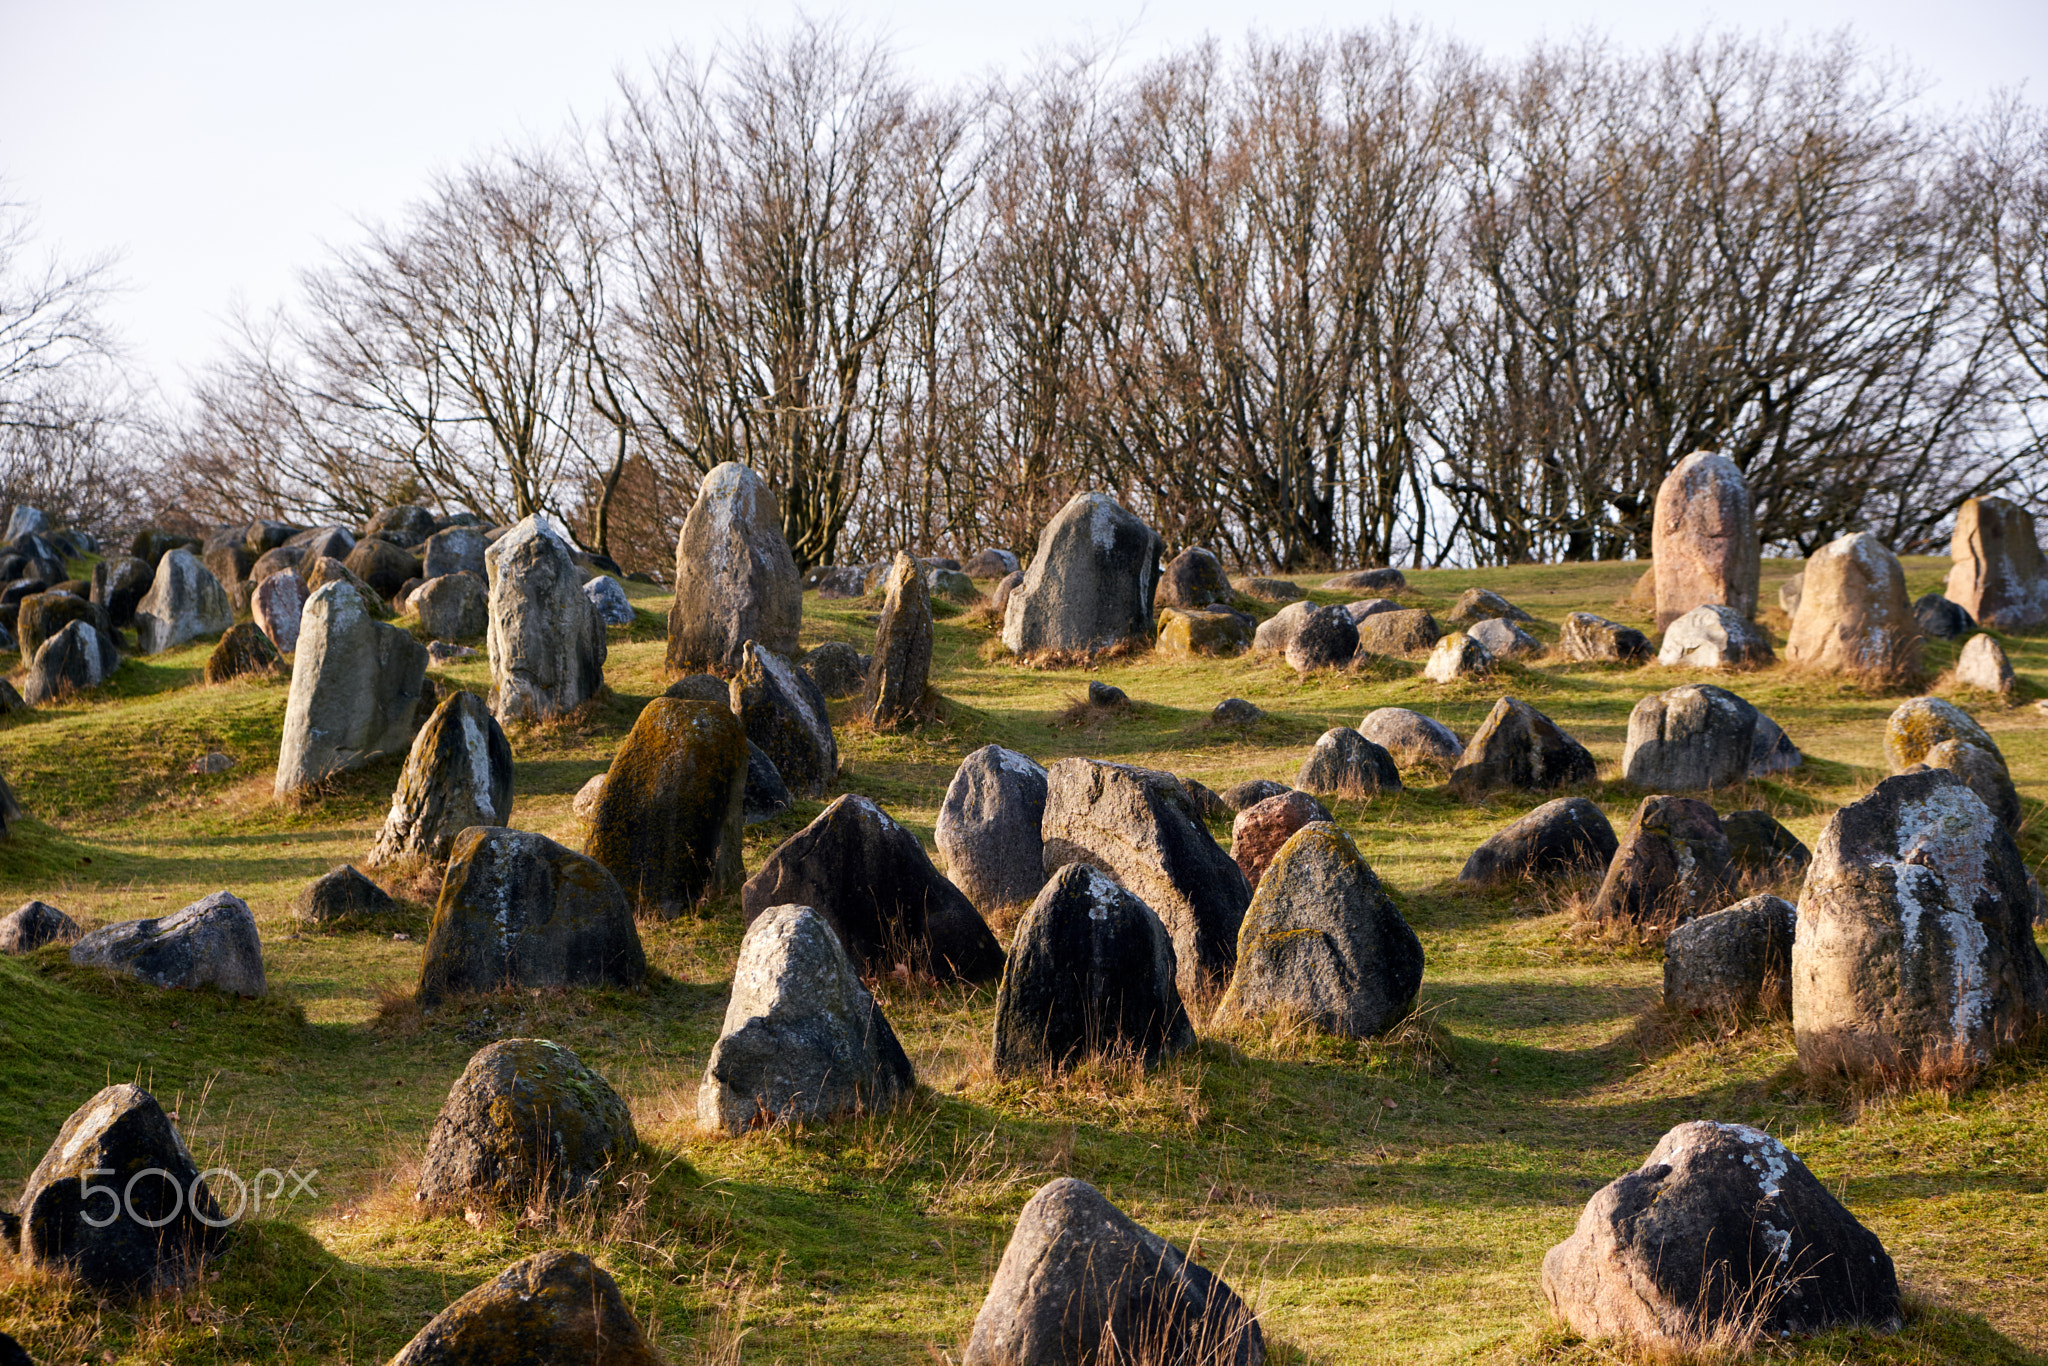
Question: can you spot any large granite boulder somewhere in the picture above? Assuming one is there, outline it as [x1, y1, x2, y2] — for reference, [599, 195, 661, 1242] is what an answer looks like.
[1216, 822, 1423, 1038]
[936, 744, 1050, 915]
[90, 554, 154, 629]
[416, 828, 646, 1006]
[1883, 695, 2001, 773]
[1542, 1121, 1899, 1345]
[731, 642, 837, 799]
[344, 536, 421, 598]
[1458, 797, 1617, 885]
[698, 904, 915, 1132]
[1651, 450, 1760, 629]
[134, 548, 233, 654]
[1358, 707, 1463, 768]
[273, 582, 429, 797]
[1293, 727, 1402, 799]
[1002, 492, 1163, 658]
[251, 568, 307, 653]
[742, 794, 1004, 981]
[1945, 494, 2048, 630]
[1657, 604, 1774, 669]
[416, 1038, 636, 1206]
[1447, 697, 1596, 796]
[584, 698, 747, 917]
[486, 514, 607, 723]
[1665, 894, 1796, 1017]
[1156, 606, 1254, 658]
[17, 1084, 230, 1291]
[0, 899, 77, 952]
[863, 552, 933, 729]
[993, 864, 1195, 1074]
[1560, 611, 1651, 663]
[24, 619, 120, 704]
[203, 621, 282, 685]
[1590, 796, 1737, 925]
[69, 891, 265, 995]
[1621, 684, 1759, 792]
[965, 1178, 1264, 1366]
[1228, 789, 1333, 888]
[389, 1250, 661, 1366]
[1955, 633, 2016, 696]
[1916, 738, 2023, 833]
[1467, 617, 1541, 659]
[1041, 758, 1251, 998]
[1157, 547, 1232, 609]
[413, 572, 488, 640]
[1785, 532, 1919, 677]
[368, 690, 515, 866]
[421, 526, 488, 580]
[1353, 607, 1441, 655]
[1422, 629, 1493, 682]
[666, 462, 804, 675]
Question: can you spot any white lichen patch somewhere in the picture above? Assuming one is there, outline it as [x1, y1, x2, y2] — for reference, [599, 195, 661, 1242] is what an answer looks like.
[995, 746, 1047, 780]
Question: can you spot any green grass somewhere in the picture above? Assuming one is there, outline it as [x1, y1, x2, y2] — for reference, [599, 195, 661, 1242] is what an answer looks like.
[1, 557, 2045, 1364]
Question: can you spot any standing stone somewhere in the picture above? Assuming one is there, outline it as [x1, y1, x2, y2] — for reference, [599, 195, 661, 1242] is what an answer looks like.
[1422, 630, 1493, 682]
[1285, 604, 1359, 672]
[936, 744, 1050, 915]
[252, 568, 307, 653]
[1157, 547, 1232, 609]
[1458, 798, 1618, 884]
[731, 641, 837, 799]
[69, 891, 265, 995]
[368, 691, 515, 866]
[1542, 1121, 1899, 1346]
[134, 548, 233, 654]
[1353, 607, 1442, 656]
[274, 582, 429, 797]
[863, 552, 933, 729]
[1657, 603, 1775, 669]
[1785, 532, 1919, 677]
[389, 1250, 661, 1366]
[584, 698, 747, 917]
[666, 461, 802, 675]
[1358, 708, 1463, 768]
[17, 1084, 229, 1292]
[90, 554, 155, 629]
[1913, 593, 1975, 640]
[1591, 796, 1736, 925]
[1217, 823, 1423, 1038]
[994, 864, 1195, 1074]
[1664, 894, 1797, 1016]
[582, 574, 633, 626]
[486, 514, 607, 723]
[965, 1178, 1264, 1366]
[1229, 789, 1333, 888]
[697, 905, 915, 1133]
[421, 525, 488, 580]
[1447, 697, 1596, 796]
[1041, 758, 1252, 999]
[291, 864, 397, 923]
[742, 794, 1004, 981]
[1621, 684, 1759, 792]
[416, 1038, 635, 1206]
[1955, 633, 2016, 696]
[1652, 450, 1760, 630]
[1560, 611, 1651, 663]
[1794, 768, 2048, 1080]
[1002, 492, 1163, 658]
[416, 828, 646, 1006]
[203, 621, 282, 684]
[24, 620, 119, 704]
[1946, 495, 2048, 630]
[1293, 727, 1402, 799]
[0, 899, 78, 952]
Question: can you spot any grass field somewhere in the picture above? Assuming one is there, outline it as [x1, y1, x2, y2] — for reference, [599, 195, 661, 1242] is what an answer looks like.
[0, 554, 2044, 1366]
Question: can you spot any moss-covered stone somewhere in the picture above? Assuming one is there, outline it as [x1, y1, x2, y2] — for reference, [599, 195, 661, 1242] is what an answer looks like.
[389, 1249, 661, 1365]
[585, 697, 747, 918]
[416, 1039, 636, 1207]
[203, 621, 283, 684]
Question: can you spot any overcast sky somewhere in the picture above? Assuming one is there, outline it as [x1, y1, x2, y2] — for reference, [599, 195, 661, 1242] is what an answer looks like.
[2, 0, 2042, 399]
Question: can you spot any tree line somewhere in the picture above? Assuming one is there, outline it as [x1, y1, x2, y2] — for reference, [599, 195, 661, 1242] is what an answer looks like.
[10, 21, 2048, 572]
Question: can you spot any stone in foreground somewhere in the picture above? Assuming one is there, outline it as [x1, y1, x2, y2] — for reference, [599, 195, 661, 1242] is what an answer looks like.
[1157, 605, 1253, 658]
[69, 891, 265, 995]
[584, 698, 747, 917]
[1664, 894, 1796, 1017]
[936, 744, 1050, 915]
[1591, 796, 1736, 925]
[24, 619, 120, 704]
[389, 1250, 661, 1366]
[369, 690, 516, 867]
[1621, 684, 1759, 792]
[1002, 492, 1163, 658]
[417, 1038, 636, 1206]
[1458, 797, 1617, 885]
[1447, 697, 1596, 796]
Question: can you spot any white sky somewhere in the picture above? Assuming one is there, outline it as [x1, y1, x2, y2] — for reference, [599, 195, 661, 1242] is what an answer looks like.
[2, 0, 2043, 399]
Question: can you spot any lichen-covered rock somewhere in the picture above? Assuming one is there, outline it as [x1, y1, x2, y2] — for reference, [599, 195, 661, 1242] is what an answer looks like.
[1358, 708, 1463, 768]
[416, 828, 645, 1006]
[1883, 695, 2001, 773]
[1294, 727, 1402, 799]
[291, 864, 397, 923]
[800, 640, 866, 698]
[486, 515, 607, 723]
[1324, 567, 1406, 593]
[1353, 607, 1441, 656]
[203, 621, 282, 685]
[1422, 629, 1493, 682]
[70, 891, 265, 995]
[1447, 697, 1596, 796]
[421, 526, 488, 580]
[134, 548, 233, 654]
[731, 642, 837, 799]
[584, 698, 747, 917]
[1542, 1121, 1899, 1345]
[389, 1250, 661, 1366]
[0, 899, 77, 952]
[1157, 547, 1232, 609]
[698, 905, 915, 1132]
[1651, 451, 1760, 630]
[743, 794, 1004, 981]
[345, 536, 421, 598]
[1945, 495, 2048, 630]
[1251, 599, 1313, 654]
[937, 744, 1050, 915]
[1002, 492, 1163, 658]
[1228, 789, 1333, 889]
[1721, 809, 1812, 880]
[1954, 633, 2016, 696]
[1285, 604, 1359, 673]
[274, 582, 429, 796]
[417, 1039, 636, 1206]
[1913, 593, 1975, 641]
[1591, 796, 1736, 925]
[90, 554, 155, 630]
[16, 589, 109, 663]
[1217, 823, 1423, 1038]
[1786, 532, 1919, 677]
[1665, 894, 1796, 1016]
[863, 552, 933, 729]
[1560, 611, 1651, 663]
[994, 864, 1195, 1074]
[17, 1085, 229, 1292]
[582, 574, 634, 627]
[252, 568, 307, 653]
[368, 691, 515, 866]
[24, 619, 120, 704]
[1458, 797, 1617, 884]
[1657, 604, 1775, 669]
[1915, 738, 2023, 832]
[965, 1178, 1264, 1366]
[1041, 758, 1251, 998]
[1157, 605, 1253, 658]
[1621, 684, 1759, 792]
[1467, 617, 1541, 659]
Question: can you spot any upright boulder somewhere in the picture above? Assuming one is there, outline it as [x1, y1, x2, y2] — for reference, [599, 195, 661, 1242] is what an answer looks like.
[1001, 492, 1163, 658]
[697, 905, 915, 1133]
[1458, 798, 1617, 885]
[1041, 758, 1252, 998]
[16, 590, 108, 662]
[389, 1251, 661, 1366]
[416, 1038, 636, 1206]
[1955, 633, 2016, 696]
[1664, 894, 1797, 1017]
[863, 551, 933, 729]
[413, 572, 488, 640]
[485, 514, 606, 723]
[1651, 450, 1760, 629]
[90, 554, 154, 629]
[993, 864, 1195, 1074]
[273, 582, 429, 797]
[416, 828, 646, 1006]
[1216, 823, 1424, 1038]
[1590, 796, 1736, 925]
[936, 744, 1050, 915]
[203, 621, 282, 684]
[1657, 604, 1774, 669]
[1945, 495, 2048, 630]
[69, 891, 265, 995]
[1284, 605, 1358, 672]
[1785, 532, 1919, 677]
[584, 698, 748, 917]
[666, 461, 802, 675]
[367, 691, 515, 866]
[24, 620, 120, 704]
[731, 641, 837, 799]
[1621, 684, 1759, 792]
[1157, 547, 1231, 609]
[1229, 789, 1333, 888]
[1293, 727, 1402, 799]
[134, 548, 232, 654]
[1447, 697, 1596, 796]
[251, 568, 307, 653]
